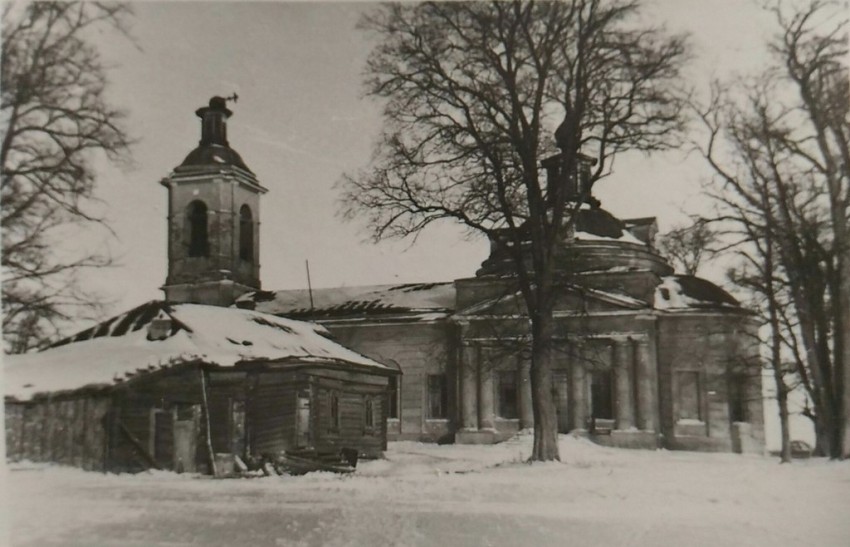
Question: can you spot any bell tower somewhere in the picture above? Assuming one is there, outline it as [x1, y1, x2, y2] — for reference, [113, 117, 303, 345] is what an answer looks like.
[160, 96, 267, 307]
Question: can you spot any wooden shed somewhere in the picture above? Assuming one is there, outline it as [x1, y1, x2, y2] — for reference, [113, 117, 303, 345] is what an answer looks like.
[235, 358, 397, 461]
[4, 301, 399, 473]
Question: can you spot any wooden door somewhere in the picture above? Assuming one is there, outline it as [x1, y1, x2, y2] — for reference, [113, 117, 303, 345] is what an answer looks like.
[152, 410, 173, 469]
[173, 404, 199, 473]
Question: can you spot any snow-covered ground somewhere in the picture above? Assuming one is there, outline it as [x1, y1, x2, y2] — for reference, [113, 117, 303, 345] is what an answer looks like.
[4, 434, 849, 547]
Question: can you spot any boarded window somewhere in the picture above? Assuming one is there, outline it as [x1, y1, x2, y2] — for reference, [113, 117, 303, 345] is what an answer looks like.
[387, 376, 400, 419]
[239, 205, 253, 262]
[186, 200, 209, 257]
[329, 391, 340, 432]
[729, 374, 748, 422]
[590, 369, 614, 420]
[427, 374, 448, 419]
[497, 370, 519, 419]
[677, 371, 701, 420]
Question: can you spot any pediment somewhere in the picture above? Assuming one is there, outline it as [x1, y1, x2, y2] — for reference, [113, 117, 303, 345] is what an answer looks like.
[455, 285, 648, 317]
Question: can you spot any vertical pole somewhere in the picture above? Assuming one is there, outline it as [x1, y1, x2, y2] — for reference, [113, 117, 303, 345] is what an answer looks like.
[305, 260, 315, 312]
[199, 366, 217, 476]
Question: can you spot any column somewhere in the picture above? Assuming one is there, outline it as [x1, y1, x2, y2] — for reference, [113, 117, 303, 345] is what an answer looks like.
[635, 339, 656, 431]
[570, 352, 587, 430]
[478, 349, 495, 431]
[459, 344, 478, 431]
[614, 338, 634, 430]
[518, 359, 533, 430]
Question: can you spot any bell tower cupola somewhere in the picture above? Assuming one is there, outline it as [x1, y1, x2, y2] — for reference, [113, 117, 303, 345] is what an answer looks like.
[159, 96, 268, 307]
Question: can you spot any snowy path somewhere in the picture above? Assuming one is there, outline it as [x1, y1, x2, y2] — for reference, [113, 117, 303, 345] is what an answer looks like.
[5, 436, 849, 546]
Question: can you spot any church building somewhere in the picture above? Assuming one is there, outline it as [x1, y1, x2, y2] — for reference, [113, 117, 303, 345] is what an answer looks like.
[234, 112, 767, 455]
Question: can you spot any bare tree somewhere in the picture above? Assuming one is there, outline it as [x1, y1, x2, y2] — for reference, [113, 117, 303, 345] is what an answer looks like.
[1, 2, 133, 352]
[657, 218, 717, 276]
[695, 1, 848, 459]
[340, 0, 688, 460]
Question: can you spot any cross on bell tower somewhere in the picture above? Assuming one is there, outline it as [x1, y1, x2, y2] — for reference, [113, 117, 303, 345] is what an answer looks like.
[159, 96, 267, 307]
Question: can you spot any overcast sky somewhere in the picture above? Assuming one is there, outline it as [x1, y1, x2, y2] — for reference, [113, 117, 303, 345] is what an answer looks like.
[81, 0, 793, 319]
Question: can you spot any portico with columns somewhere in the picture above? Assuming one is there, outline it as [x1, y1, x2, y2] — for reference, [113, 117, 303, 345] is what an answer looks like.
[453, 307, 663, 448]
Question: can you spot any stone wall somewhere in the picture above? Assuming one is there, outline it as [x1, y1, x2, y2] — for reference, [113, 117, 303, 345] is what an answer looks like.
[656, 313, 764, 453]
[324, 320, 457, 442]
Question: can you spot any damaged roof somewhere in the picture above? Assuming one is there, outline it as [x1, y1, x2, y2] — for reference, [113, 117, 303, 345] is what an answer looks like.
[5, 301, 391, 402]
[654, 275, 742, 311]
[237, 282, 456, 319]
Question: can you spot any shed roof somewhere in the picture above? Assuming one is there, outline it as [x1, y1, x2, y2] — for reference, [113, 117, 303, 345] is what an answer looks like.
[4, 302, 391, 402]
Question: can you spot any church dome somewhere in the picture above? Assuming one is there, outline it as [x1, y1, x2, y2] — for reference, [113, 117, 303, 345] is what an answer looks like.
[176, 96, 253, 173]
[179, 144, 252, 173]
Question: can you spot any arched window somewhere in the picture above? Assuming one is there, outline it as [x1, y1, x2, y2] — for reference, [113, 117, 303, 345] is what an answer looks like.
[239, 204, 254, 263]
[186, 200, 209, 257]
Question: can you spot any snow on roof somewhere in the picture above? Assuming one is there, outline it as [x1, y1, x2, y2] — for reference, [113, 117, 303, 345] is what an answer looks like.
[653, 276, 741, 311]
[238, 282, 456, 318]
[574, 229, 645, 245]
[4, 302, 391, 402]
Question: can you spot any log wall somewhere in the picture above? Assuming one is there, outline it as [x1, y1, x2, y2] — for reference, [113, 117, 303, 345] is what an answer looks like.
[4, 395, 111, 471]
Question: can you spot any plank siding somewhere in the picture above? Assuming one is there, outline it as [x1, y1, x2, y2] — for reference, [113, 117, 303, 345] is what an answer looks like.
[249, 373, 300, 457]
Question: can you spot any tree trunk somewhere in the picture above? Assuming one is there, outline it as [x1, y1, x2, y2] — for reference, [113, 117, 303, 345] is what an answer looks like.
[769, 304, 791, 464]
[775, 381, 792, 464]
[814, 417, 832, 458]
[835, 232, 850, 459]
[529, 311, 560, 461]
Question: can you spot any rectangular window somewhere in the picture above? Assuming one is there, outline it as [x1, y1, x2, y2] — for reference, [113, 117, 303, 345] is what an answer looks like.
[590, 369, 614, 420]
[729, 374, 748, 422]
[497, 370, 519, 419]
[387, 376, 400, 419]
[427, 374, 448, 419]
[677, 371, 701, 421]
